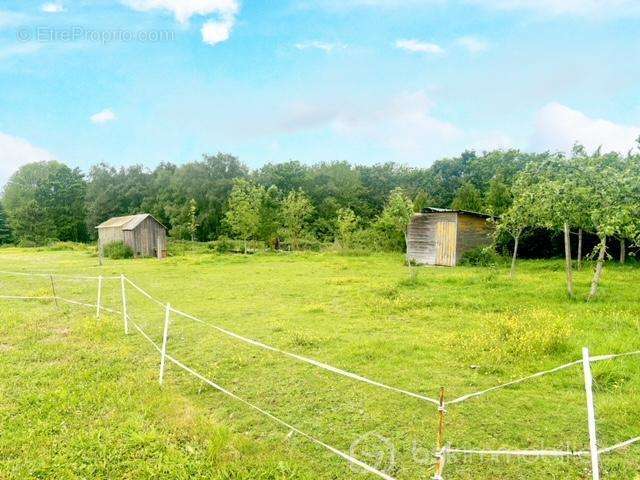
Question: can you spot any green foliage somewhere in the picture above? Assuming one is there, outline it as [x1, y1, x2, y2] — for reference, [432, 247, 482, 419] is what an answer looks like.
[0, 201, 12, 244]
[451, 181, 484, 212]
[485, 176, 512, 216]
[279, 190, 314, 250]
[3, 161, 87, 244]
[377, 187, 413, 242]
[225, 179, 264, 252]
[336, 207, 358, 249]
[459, 246, 501, 267]
[103, 241, 134, 259]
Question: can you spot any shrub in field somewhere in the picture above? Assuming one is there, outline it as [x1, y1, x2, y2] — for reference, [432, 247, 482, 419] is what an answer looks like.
[44, 241, 94, 252]
[103, 241, 133, 259]
[461, 310, 572, 367]
[459, 246, 501, 267]
[213, 235, 236, 253]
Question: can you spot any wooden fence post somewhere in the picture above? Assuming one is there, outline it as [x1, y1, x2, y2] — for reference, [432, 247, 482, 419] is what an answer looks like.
[582, 347, 600, 480]
[433, 386, 446, 480]
[96, 275, 103, 319]
[159, 303, 171, 385]
[120, 274, 128, 335]
[49, 274, 59, 307]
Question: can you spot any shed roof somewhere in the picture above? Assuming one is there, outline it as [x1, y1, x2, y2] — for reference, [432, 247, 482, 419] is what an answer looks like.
[95, 213, 166, 231]
[421, 207, 494, 219]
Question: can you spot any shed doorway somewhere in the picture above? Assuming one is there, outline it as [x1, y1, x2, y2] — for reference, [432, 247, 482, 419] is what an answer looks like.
[435, 221, 456, 266]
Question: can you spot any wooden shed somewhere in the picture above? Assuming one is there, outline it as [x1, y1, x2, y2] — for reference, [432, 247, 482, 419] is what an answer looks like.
[96, 214, 167, 259]
[407, 208, 494, 266]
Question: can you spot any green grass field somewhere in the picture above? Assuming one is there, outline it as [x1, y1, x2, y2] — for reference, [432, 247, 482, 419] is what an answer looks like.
[0, 246, 639, 479]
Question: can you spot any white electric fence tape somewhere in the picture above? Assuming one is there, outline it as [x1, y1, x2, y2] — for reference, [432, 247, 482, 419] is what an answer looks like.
[167, 304, 440, 405]
[0, 270, 119, 280]
[127, 316, 397, 480]
[2, 269, 640, 477]
[444, 447, 589, 457]
[446, 360, 583, 405]
[0, 295, 54, 300]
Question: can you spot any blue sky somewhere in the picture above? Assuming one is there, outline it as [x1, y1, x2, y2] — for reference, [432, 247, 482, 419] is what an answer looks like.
[1, 0, 639, 185]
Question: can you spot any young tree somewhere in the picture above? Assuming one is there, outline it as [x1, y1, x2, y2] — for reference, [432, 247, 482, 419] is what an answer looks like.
[451, 181, 484, 212]
[188, 198, 199, 242]
[378, 188, 414, 256]
[0, 201, 13, 244]
[577, 151, 640, 300]
[497, 209, 526, 279]
[280, 189, 314, 250]
[225, 179, 264, 253]
[336, 207, 359, 249]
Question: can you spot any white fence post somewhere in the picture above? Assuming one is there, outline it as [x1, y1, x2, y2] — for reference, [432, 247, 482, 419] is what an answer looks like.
[120, 274, 128, 335]
[159, 303, 171, 385]
[582, 347, 600, 480]
[96, 275, 103, 319]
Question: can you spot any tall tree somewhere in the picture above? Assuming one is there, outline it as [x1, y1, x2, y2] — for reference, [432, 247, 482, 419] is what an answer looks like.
[378, 188, 414, 256]
[0, 201, 13, 244]
[451, 181, 484, 212]
[280, 189, 314, 250]
[3, 161, 87, 244]
[225, 179, 264, 253]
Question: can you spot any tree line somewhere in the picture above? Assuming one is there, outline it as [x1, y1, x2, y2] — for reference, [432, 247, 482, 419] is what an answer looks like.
[0, 146, 638, 287]
[0, 149, 545, 246]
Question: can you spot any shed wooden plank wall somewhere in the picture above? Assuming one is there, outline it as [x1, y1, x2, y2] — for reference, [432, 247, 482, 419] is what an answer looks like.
[127, 217, 167, 258]
[455, 214, 493, 261]
[98, 227, 124, 254]
[407, 212, 457, 266]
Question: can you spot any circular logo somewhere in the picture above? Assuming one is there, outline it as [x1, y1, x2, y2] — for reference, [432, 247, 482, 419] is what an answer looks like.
[349, 432, 396, 475]
[16, 28, 32, 42]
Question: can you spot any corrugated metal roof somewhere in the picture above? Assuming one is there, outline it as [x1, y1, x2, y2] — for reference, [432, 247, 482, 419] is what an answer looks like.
[421, 207, 494, 218]
[95, 213, 165, 230]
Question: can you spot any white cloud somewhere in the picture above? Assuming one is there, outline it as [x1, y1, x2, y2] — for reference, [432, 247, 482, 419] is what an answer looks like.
[122, 0, 238, 23]
[201, 18, 234, 45]
[41, 2, 64, 13]
[456, 36, 488, 53]
[294, 41, 346, 53]
[123, 0, 239, 45]
[395, 39, 443, 54]
[0, 132, 54, 186]
[279, 91, 462, 162]
[532, 102, 640, 153]
[90, 108, 117, 124]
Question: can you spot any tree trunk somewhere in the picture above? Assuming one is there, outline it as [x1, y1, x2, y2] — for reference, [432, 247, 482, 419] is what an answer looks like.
[563, 223, 574, 298]
[620, 238, 626, 264]
[588, 237, 607, 301]
[577, 229, 583, 271]
[244, 238, 247, 254]
[510, 234, 520, 279]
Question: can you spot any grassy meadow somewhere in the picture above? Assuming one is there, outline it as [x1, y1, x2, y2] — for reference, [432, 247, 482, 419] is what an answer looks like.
[0, 245, 639, 479]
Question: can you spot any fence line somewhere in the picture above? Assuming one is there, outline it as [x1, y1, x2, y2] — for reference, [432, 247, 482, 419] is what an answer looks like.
[2, 269, 639, 480]
[126, 314, 397, 480]
[0, 269, 120, 280]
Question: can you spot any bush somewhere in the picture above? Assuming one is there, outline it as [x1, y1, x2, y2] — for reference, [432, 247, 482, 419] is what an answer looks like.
[459, 246, 501, 267]
[103, 241, 133, 259]
[212, 235, 236, 253]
